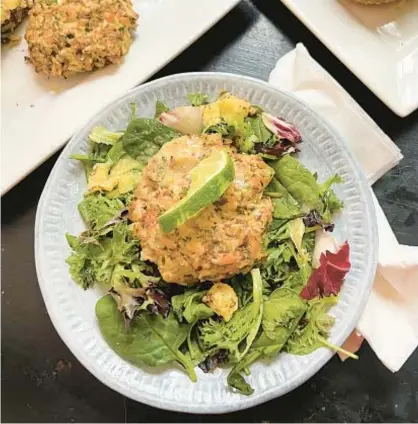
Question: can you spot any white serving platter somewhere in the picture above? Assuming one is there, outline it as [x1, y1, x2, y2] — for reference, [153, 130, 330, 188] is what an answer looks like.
[1, 0, 240, 195]
[281, 0, 418, 117]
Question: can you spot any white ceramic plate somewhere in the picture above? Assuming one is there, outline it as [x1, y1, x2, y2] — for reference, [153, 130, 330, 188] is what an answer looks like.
[281, 0, 418, 117]
[0, 0, 240, 195]
[35, 73, 378, 413]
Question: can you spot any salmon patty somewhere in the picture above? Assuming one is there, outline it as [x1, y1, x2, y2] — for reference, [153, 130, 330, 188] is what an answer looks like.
[1, 0, 33, 44]
[25, 0, 138, 77]
[129, 134, 274, 285]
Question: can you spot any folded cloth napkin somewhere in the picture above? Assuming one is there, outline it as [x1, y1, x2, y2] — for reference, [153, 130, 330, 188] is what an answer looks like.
[268, 43, 418, 372]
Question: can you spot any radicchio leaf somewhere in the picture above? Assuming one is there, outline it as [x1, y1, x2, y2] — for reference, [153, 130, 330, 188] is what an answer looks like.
[254, 112, 302, 158]
[198, 349, 228, 373]
[262, 112, 302, 143]
[301, 242, 350, 300]
[303, 210, 334, 232]
[110, 282, 171, 324]
[255, 140, 300, 158]
[147, 285, 171, 318]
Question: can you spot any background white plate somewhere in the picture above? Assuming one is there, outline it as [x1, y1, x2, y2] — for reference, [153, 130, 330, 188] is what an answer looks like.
[35, 73, 378, 413]
[281, 0, 418, 118]
[0, 0, 240, 195]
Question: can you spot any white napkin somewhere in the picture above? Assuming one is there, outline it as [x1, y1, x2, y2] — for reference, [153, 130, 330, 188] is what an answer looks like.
[268, 43, 418, 372]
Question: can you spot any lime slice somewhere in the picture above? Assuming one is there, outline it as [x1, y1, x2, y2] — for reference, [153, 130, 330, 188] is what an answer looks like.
[159, 150, 235, 233]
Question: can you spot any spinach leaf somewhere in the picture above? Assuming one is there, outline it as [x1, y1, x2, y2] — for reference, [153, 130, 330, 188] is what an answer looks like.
[188, 92, 209, 107]
[96, 295, 196, 381]
[155, 101, 170, 118]
[268, 157, 343, 229]
[172, 288, 216, 366]
[172, 289, 214, 324]
[227, 368, 255, 396]
[246, 115, 273, 144]
[121, 118, 179, 163]
[266, 178, 302, 220]
[270, 155, 321, 211]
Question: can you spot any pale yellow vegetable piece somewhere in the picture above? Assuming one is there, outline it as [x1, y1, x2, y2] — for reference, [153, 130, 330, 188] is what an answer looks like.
[203, 93, 251, 128]
[88, 162, 113, 192]
[289, 217, 305, 253]
[88, 156, 141, 193]
[202, 282, 238, 322]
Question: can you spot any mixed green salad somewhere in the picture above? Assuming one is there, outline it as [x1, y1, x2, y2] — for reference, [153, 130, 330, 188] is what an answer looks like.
[66, 91, 355, 395]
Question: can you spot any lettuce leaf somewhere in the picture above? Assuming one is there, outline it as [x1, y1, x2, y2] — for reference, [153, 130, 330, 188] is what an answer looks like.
[70, 127, 124, 177]
[197, 269, 263, 363]
[96, 295, 196, 381]
[66, 221, 141, 290]
[284, 295, 358, 360]
[88, 126, 123, 145]
[154, 101, 170, 118]
[78, 193, 125, 229]
[227, 288, 307, 395]
[172, 289, 214, 324]
[319, 175, 344, 223]
[110, 267, 168, 320]
[121, 118, 179, 163]
[285, 296, 338, 355]
[261, 218, 316, 290]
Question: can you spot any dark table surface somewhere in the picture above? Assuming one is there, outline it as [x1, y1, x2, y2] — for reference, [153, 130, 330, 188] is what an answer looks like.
[2, 1, 418, 422]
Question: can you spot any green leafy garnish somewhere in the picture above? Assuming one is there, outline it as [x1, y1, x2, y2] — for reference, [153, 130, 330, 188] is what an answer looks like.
[121, 118, 179, 163]
[227, 288, 307, 395]
[285, 296, 358, 359]
[270, 155, 321, 211]
[265, 178, 302, 220]
[66, 221, 141, 290]
[319, 175, 344, 223]
[246, 115, 274, 144]
[197, 269, 263, 362]
[77, 193, 125, 229]
[172, 289, 214, 324]
[155, 101, 170, 118]
[188, 92, 209, 107]
[70, 126, 124, 177]
[89, 126, 124, 145]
